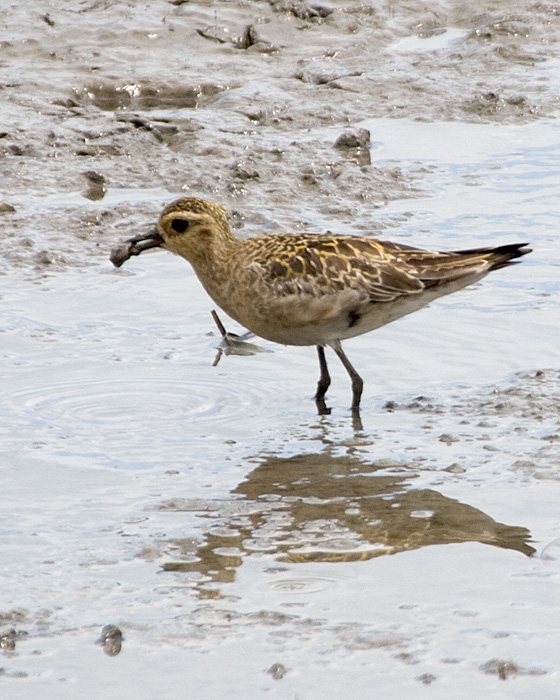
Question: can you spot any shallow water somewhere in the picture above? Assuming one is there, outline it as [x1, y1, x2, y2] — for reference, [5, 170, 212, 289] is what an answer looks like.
[2, 126, 560, 696]
[2, 1, 560, 698]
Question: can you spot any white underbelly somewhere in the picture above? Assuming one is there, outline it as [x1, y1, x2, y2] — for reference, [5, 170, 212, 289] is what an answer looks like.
[210, 273, 485, 347]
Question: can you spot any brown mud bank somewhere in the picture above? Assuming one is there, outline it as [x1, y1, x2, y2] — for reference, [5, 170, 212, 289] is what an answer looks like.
[1, 0, 560, 272]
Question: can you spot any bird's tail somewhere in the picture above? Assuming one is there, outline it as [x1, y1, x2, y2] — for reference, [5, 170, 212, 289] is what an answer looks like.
[453, 243, 532, 270]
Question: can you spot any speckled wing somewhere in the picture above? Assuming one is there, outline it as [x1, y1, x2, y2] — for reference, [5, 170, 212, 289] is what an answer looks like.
[232, 234, 529, 345]
[250, 234, 426, 304]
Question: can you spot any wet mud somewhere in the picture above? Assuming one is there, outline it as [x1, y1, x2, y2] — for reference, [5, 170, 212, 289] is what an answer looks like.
[1, 1, 560, 699]
[2, 0, 560, 271]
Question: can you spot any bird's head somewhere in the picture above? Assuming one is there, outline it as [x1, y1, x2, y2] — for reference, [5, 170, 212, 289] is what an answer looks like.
[110, 197, 234, 267]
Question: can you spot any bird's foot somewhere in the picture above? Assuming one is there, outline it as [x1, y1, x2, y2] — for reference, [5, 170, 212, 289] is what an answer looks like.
[315, 396, 332, 416]
[351, 407, 363, 432]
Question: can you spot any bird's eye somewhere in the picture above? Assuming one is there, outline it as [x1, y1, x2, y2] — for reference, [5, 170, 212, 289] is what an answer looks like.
[171, 218, 189, 233]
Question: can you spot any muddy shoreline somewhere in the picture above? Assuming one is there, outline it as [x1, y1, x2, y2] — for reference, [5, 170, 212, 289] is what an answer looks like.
[2, 1, 560, 273]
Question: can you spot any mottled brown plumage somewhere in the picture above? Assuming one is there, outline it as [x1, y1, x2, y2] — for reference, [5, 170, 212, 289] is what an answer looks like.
[110, 197, 531, 416]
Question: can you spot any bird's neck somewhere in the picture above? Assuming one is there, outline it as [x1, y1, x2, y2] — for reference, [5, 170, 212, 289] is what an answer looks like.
[180, 226, 244, 311]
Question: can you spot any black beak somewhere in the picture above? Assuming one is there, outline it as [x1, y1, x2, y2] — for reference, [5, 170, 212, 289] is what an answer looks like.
[110, 228, 163, 268]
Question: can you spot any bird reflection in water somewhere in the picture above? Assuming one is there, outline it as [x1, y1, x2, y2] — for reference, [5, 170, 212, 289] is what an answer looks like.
[159, 452, 534, 593]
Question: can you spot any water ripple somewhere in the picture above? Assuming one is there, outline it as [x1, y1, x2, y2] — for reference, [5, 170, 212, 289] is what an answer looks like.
[266, 575, 345, 594]
[5, 373, 270, 434]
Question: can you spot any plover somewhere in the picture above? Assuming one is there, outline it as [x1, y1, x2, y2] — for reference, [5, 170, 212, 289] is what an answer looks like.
[110, 197, 531, 416]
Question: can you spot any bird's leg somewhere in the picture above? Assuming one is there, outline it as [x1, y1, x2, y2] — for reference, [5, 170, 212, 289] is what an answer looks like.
[330, 340, 364, 414]
[315, 346, 331, 399]
[315, 345, 332, 415]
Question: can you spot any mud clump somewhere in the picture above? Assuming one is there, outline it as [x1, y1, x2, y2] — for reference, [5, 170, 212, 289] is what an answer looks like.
[462, 91, 537, 120]
[334, 129, 371, 150]
[481, 658, 547, 680]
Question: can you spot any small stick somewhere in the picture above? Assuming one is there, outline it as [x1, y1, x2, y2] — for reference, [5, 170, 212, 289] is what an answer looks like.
[211, 309, 227, 337]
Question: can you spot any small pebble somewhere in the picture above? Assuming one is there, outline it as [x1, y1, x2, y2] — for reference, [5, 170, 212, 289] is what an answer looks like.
[267, 663, 286, 680]
[96, 624, 123, 657]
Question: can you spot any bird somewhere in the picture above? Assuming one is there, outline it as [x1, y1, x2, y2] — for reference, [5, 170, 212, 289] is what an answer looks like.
[110, 197, 531, 417]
